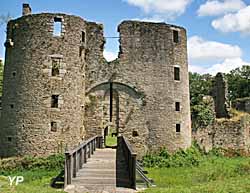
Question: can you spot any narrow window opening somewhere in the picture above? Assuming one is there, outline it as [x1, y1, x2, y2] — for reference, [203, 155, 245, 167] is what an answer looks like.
[174, 67, 180, 81]
[173, 30, 179, 43]
[51, 122, 57, 132]
[10, 104, 14, 109]
[132, 130, 139, 137]
[53, 17, 62, 36]
[51, 95, 59, 108]
[52, 58, 60, 76]
[7, 137, 12, 142]
[82, 31, 86, 43]
[176, 124, 181, 133]
[175, 102, 180, 111]
[79, 47, 84, 57]
[12, 72, 16, 77]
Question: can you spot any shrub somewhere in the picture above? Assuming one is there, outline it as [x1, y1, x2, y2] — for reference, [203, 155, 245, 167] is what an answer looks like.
[142, 145, 203, 168]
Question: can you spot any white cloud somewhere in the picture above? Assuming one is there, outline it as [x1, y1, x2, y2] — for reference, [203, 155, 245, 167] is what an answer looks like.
[189, 64, 206, 74]
[212, 5, 250, 34]
[188, 36, 242, 60]
[190, 58, 250, 75]
[129, 16, 164, 23]
[103, 50, 118, 62]
[124, 0, 192, 19]
[197, 0, 246, 16]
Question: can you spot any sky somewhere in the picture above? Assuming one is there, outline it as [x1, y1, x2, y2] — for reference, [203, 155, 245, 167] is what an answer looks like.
[0, 0, 250, 75]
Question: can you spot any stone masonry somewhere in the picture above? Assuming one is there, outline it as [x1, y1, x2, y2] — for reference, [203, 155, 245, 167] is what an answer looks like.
[0, 4, 191, 157]
[193, 114, 250, 154]
[232, 97, 250, 113]
[0, 7, 86, 157]
[85, 21, 191, 156]
[211, 73, 230, 118]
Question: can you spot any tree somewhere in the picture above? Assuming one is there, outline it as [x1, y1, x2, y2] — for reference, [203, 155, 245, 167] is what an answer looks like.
[189, 72, 214, 130]
[189, 72, 213, 106]
[0, 60, 3, 96]
[225, 65, 250, 101]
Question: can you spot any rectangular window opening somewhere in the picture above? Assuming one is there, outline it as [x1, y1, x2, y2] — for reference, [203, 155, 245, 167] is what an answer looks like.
[7, 137, 12, 142]
[52, 58, 60, 76]
[174, 67, 180, 81]
[176, 124, 181, 133]
[51, 95, 59, 108]
[173, 30, 179, 43]
[175, 102, 180, 111]
[132, 130, 139, 137]
[53, 17, 62, 36]
[51, 122, 57, 132]
[82, 31, 86, 43]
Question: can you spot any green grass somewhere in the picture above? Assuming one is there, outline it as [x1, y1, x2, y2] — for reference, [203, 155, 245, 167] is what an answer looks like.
[105, 135, 117, 147]
[0, 169, 64, 193]
[141, 156, 250, 193]
[0, 154, 65, 193]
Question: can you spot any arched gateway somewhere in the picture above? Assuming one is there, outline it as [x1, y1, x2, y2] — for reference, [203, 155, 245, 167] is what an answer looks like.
[85, 81, 144, 146]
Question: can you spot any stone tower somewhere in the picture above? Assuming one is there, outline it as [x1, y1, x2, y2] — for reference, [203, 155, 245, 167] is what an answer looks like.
[0, 5, 87, 157]
[116, 21, 191, 153]
[85, 21, 192, 156]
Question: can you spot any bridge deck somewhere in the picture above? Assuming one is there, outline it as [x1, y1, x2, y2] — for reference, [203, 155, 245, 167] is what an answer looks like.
[65, 148, 136, 193]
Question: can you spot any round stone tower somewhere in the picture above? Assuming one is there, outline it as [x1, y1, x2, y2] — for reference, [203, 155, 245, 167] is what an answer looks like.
[0, 6, 86, 157]
[115, 21, 191, 154]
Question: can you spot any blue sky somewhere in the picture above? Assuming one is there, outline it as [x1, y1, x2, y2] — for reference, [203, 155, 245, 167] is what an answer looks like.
[0, 0, 250, 75]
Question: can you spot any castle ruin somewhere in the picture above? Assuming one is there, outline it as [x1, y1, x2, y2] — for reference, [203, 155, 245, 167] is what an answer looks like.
[0, 4, 191, 157]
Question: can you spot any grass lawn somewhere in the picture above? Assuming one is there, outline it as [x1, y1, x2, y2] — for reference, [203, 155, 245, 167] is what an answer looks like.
[105, 135, 117, 147]
[0, 155, 65, 193]
[0, 169, 64, 193]
[141, 157, 250, 193]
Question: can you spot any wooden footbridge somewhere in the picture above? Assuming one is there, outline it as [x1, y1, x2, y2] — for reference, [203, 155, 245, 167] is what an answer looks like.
[64, 136, 154, 193]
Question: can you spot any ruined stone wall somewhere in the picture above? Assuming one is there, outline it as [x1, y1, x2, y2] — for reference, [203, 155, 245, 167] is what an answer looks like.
[0, 9, 192, 157]
[193, 115, 250, 153]
[211, 73, 229, 118]
[84, 21, 192, 156]
[114, 21, 191, 154]
[0, 13, 86, 157]
[84, 22, 112, 138]
[232, 98, 250, 113]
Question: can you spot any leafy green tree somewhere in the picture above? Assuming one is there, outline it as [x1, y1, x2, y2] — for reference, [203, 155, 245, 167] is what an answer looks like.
[189, 72, 213, 106]
[0, 60, 3, 96]
[189, 72, 214, 130]
[225, 65, 250, 101]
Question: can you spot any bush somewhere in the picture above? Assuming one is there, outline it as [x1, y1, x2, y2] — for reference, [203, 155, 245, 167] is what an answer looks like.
[142, 145, 203, 168]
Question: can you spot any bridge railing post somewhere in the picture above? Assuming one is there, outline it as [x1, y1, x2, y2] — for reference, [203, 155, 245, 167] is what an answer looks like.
[93, 138, 96, 151]
[92, 140, 94, 154]
[79, 148, 83, 169]
[84, 146, 87, 163]
[131, 154, 136, 189]
[76, 150, 80, 172]
[88, 143, 91, 158]
[73, 152, 77, 178]
[64, 153, 72, 186]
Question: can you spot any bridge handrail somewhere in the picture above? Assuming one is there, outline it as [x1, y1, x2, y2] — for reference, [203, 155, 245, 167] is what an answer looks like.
[64, 135, 103, 187]
[118, 136, 137, 189]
